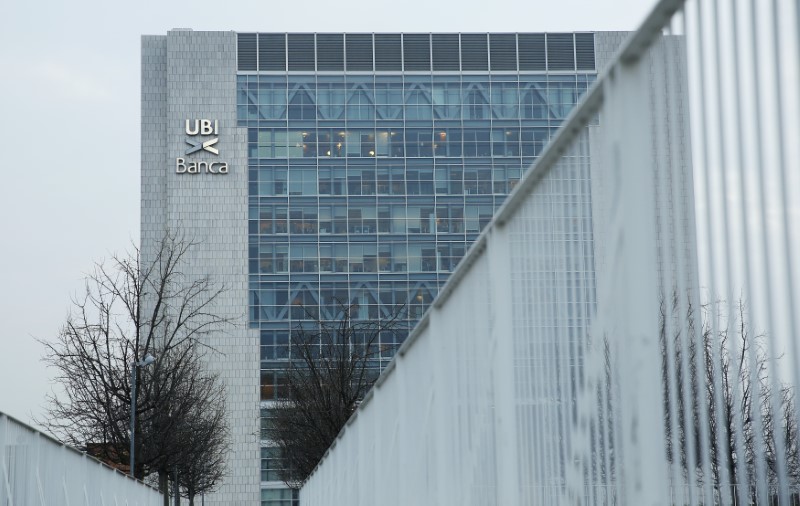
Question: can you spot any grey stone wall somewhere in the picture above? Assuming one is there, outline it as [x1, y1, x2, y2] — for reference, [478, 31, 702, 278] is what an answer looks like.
[141, 36, 167, 269]
[595, 31, 630, 74]
[141, 30, 260, 505]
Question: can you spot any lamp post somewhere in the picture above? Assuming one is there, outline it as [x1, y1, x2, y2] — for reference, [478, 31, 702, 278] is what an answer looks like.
[129, 353, 155, 477]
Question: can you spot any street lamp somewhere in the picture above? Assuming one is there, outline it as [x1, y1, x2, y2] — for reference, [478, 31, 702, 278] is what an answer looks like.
[129, 353, 155, 477]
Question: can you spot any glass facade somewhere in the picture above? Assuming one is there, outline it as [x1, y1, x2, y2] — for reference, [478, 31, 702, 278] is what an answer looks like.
[235, 33, 597, 498]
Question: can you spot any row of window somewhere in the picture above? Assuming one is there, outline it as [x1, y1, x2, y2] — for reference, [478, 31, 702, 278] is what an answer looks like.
[246, 127, 553, 160]
[248, 203, 495, 236]
[239, 97, 578, 122]
[260, 347, 397, 366]
[260, 363, 384, 401]
[251, 175, 519, 197]
[238, 75, 589, 98]
[250, 280, 440, 327]
[260, 344, 401, 366]
[259, 328, 406, 362]
[247, 167, 594, 197]
[249, 241, 469, 275]
[250, 281, 438, 306]
[237, 76, 593, 122]
[250, 168, 525, 196]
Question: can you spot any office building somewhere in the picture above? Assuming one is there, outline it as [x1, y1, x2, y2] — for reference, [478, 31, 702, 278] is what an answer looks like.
[141, 31, 627, 504]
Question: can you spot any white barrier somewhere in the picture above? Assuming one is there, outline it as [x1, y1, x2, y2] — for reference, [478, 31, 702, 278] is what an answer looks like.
[302, 0, 800, 504]
[0, 412, 163, 506]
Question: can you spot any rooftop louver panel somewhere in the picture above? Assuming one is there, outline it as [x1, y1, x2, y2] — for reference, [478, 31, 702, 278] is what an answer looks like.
[518, 33, 546, 71]
[258, 33, 286, 71]
[490, 33, 517, 71]
[237, 33, 596, 73]
[374, 34, 402, 71]
[316, 34, 344, 71]
[346, 34, 374, 71]
[432, 34, 460, 71]
[460, 34, 489, 71]
[287, 34, 315, 71]
[575, 33, 596, 70]
[237, 33, 257, 71]
[547, 33, 576, 71]
[403, 34, 431, 71]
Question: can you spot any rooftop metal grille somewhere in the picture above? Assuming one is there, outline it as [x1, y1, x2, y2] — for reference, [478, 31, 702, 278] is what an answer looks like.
[237, 33, 595, 72]
[546, 33, 576, 71]
[287, 34, 315, 71]
[258, 34, 286, 71]
[489, 33, 518, 71]
[345, 34, 374, 71]
[460, 34, 489, 71]
[237, 33, 257, 71]
[518, 33, 547, 71]
[374, 34, 402, 71]
[316, 34, 344, 71]
[575, 32, 596, 70]
[431, 34, 460, 71]
[402, 34, 431, 71]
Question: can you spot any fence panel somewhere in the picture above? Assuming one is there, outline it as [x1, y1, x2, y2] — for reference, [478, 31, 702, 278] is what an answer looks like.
[301, 0, 800, 504]
[0, 412, 163, 506]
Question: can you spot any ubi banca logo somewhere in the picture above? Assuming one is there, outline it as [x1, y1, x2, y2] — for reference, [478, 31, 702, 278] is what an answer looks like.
[176, 119, 229, 174]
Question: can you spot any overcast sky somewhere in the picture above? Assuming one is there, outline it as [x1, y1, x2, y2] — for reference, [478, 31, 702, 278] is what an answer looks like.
[0, 0, 656, 431]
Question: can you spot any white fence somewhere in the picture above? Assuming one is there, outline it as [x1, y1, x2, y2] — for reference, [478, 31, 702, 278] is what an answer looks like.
[0, 412, 163, 506]
[301, 0, 800, 504]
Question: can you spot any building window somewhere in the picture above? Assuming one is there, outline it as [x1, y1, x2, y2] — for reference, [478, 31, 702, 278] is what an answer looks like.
[287, 89, 316, 120]
[346, 88, 375, 120]
[261, 487, 298, 506]
[261, 447, 294, 483]
[464, 88, 489, 119]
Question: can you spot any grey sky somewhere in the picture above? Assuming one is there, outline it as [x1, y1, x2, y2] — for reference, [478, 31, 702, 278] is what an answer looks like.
[0, 0, 656, 431]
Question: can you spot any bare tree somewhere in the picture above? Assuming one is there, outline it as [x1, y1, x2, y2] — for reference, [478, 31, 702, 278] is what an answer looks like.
[661, 298, 800, 498]
[171, 364, 229, 506]
[38, 233, 232, 501]
[269, 303, 408, 488]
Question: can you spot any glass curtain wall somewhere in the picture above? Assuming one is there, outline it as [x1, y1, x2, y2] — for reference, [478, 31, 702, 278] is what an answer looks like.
[236, 39, 596, 498]
[239, 72, 594, 389]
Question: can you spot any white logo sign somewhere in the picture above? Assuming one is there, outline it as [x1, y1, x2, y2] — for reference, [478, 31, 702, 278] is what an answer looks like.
[184, 119, 220, 155]
[176, 119, 229, 174]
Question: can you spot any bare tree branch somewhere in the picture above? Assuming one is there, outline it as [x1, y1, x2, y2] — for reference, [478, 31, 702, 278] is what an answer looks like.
[268, 302, 409, 488]
[37, 232, 232, 503]
[661, 296, 800, 499]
